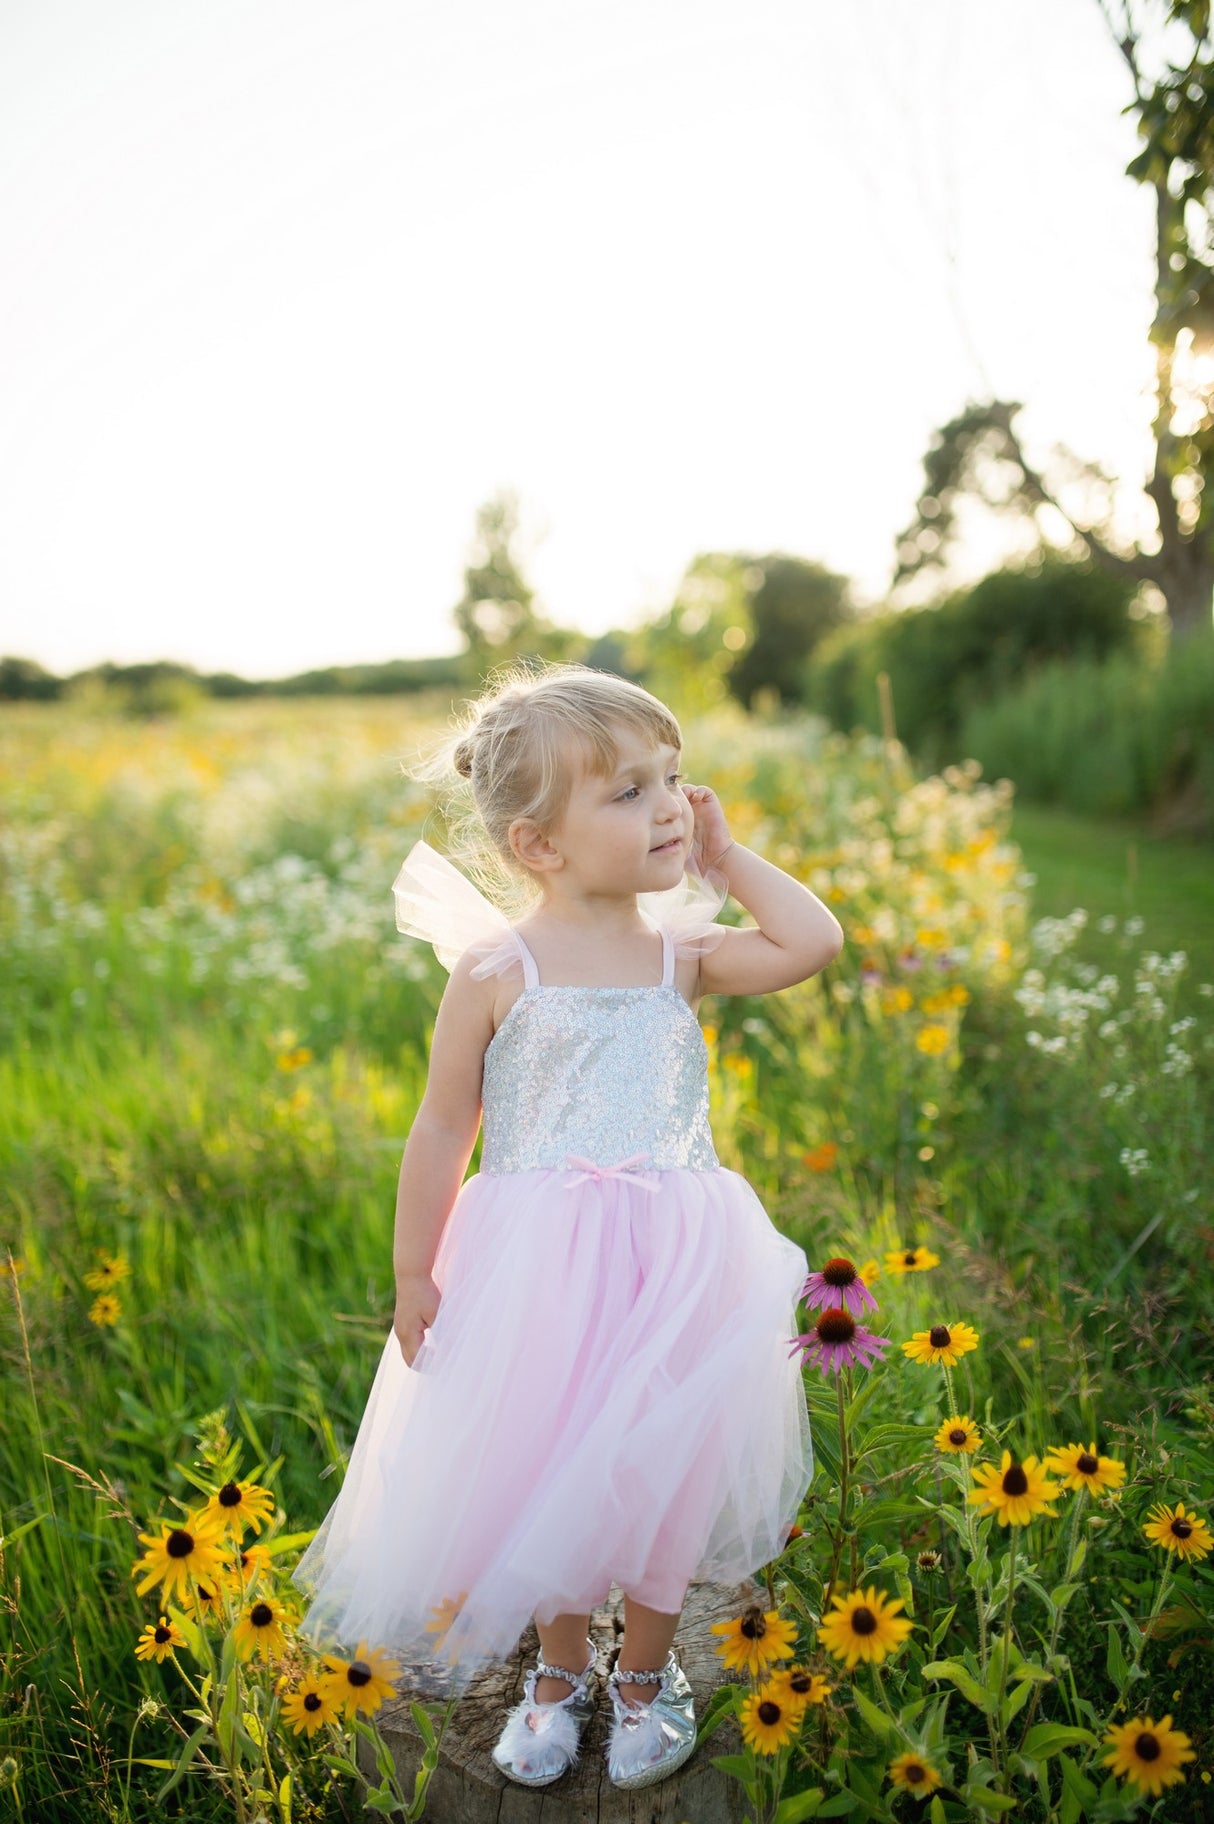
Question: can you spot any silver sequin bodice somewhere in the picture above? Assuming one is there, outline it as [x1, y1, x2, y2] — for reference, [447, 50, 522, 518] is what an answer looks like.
[479, 985, 719, 1174]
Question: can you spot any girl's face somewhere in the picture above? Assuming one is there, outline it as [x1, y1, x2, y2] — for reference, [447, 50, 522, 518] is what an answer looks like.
[539, 732, 691, 895]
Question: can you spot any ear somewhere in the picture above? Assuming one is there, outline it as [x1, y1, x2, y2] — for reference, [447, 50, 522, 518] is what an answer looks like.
[508, 817, 564, 873]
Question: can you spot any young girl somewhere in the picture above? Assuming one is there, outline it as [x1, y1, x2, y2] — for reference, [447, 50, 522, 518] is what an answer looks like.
[291, 663, 844, 1792]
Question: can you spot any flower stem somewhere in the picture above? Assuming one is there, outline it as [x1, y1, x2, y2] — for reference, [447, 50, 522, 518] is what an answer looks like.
[994, 1528, 1019, 1790]
[942, 1363, 958, 1417]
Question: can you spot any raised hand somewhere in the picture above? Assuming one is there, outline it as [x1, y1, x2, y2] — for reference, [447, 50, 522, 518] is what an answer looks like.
[680, 782, 735, 877]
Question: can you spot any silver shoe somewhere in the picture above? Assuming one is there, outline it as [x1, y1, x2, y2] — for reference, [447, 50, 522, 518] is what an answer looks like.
[606, 1648, 697, 1790]
[491, 1636, 597, 1787]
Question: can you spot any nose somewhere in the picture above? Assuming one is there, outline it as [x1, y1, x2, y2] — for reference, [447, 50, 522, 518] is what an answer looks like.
[657, 784, 683, 823]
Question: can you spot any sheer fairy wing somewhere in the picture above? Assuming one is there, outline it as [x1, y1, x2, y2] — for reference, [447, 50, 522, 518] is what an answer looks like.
[639, 860, 731, 960]
[391, 840, 524, 979]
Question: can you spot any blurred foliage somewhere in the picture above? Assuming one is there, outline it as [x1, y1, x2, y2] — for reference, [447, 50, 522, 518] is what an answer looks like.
[807, 557, 1144, 763]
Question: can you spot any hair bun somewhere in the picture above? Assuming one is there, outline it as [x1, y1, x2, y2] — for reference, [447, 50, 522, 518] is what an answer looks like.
[452, 735, 476, 779]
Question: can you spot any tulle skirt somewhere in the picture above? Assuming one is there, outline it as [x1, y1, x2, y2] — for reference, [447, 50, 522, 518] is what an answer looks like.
[290, 1166, 814, 1695]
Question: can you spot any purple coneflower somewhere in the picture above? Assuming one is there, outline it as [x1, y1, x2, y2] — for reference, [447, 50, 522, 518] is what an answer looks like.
[789, 1307, 894, 1376]
[800, 1256, 878, 1318]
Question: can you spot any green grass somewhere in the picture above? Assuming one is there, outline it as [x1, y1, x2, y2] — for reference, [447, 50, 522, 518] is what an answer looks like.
[1008, 800, 1214, 1011]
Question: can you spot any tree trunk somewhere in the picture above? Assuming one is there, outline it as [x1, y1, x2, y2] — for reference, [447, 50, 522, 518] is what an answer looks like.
[358, 1577, 764, 1821]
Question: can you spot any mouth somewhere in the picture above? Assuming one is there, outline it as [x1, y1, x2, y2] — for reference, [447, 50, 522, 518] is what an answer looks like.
[649, 837, 683, 855]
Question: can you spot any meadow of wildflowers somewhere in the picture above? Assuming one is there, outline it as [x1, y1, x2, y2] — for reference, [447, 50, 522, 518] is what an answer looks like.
[1, 694, 1211, 1821]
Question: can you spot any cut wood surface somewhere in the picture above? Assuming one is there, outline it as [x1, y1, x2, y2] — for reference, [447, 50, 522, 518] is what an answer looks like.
[358, 1577, 763, 1821]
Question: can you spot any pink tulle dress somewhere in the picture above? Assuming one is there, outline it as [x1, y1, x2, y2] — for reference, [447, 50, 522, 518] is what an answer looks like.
[290, 841, 814, 1696]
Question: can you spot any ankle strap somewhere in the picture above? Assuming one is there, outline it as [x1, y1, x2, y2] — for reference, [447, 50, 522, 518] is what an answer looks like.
[610, 1651, 673, 1685]
[535, 1635, 595, 1685]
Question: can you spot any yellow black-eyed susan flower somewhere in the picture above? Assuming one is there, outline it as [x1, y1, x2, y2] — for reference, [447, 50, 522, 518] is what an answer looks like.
[134, 1614, 186, 1663]
[1103, 1715, 1194, 1797]
[83, 1253, 131, 1290]
[739, 1685, 800, 1754]
[132, 1511, 228, 1603]
[279, 1673, 343, 1737]
[1045, 1442, 1126, 1497]
[423, 1590, 468, 1660]
[224, 1542, 274, 1591]
[915, 1024, 950, 1056]
[320, 1642, 401, 1718]
[232, 1595, 292, 1662]
[885, 1245, 940, 1276]
[902, 1321, 979, 1367]
[818, 1587, 913, 1668]
[934, 1414, 981, 1454]
[1143, 1501, 1213, 1562]
[201, 1478, 276, 1538]
[765, 1664, 830, 1713]
[858, 1259, 879, 1286]
[968, 1452, 1060, 1526]
[710, 1606, 798, 1677]
[888, 1752, 944, 1794]
[88, 1293, 121, 1327]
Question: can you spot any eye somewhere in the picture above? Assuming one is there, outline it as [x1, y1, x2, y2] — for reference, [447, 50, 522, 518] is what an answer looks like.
[667, 771, 682, 787]
[617, 785, 640, 802]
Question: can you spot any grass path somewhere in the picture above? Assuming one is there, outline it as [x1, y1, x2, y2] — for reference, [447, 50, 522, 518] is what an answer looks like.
[1008, 800, 1214, 1010]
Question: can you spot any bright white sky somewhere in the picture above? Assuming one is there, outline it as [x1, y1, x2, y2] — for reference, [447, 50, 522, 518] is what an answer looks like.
[1, 0, 1158, 678]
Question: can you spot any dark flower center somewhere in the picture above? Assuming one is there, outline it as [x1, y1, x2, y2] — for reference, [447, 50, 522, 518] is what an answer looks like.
[758, 1700, 781, 1725]
[167, 1529, 195, 1558]
[929, 1326, 951, 1348]
[154, 1625, 172, 1643]
[740, 1608, 767, 1640]
[904, 1251, 919, 1266]
[250, 1603, 273, 1627]
[816, 1308, 857, 1344]
[1135, 1731, 1161, 1762]
[218, 1482, 243, 1507]
[949, 1429, 968, 1446]
[789, 1671, 813, 1693]
[1171, 1517, 1193, 1539]
[1002, 1464, 1029, 1497]
[917, 1550, 941, 1571]
[905, 1762, 927, 1784]
[303, 1692, 322, 1712]
[850, 1606, 877, 1635]
[348, 1661, 372, 1686]
[822, 1257, 857, 1287]
[1077, 1453, 1099, 1476]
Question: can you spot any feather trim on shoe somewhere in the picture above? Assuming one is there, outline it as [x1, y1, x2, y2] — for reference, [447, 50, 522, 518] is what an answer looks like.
[492, 1684, 585, 1782]
[607, 1694, 680, 1780]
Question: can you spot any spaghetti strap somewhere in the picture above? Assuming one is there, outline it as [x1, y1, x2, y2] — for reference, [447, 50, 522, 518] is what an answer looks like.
[659, 925, 675, 987]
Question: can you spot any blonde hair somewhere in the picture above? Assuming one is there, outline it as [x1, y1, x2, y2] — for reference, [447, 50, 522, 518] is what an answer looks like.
[413, 660, 682, 911]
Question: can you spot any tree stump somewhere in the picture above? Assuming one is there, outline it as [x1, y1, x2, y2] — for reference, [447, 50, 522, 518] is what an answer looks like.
[359, 1577, 761, 1822]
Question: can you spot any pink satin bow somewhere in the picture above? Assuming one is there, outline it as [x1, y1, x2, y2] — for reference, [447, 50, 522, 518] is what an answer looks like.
[563, 1153, 661, 1193]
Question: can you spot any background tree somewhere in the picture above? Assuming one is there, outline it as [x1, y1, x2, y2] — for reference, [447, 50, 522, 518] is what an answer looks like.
[894, 0, 1214, 641]
[726, 554, 854, 708]
[451, 489, 576, 671]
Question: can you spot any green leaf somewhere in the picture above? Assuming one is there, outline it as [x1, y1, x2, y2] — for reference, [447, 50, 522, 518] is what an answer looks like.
[1000, 1676, 1035, 1726]
[930, 1799, 947, 1824]
[775, 1789, 825, 1823]
[1058, 1750, 1098, 1824]
[709, 1752, 754, 1783]
[409, 1702, 436, 1749]
[1021, 1724, 1098, 1760]
[851, 1685, 895, 1739]
[1048, 1582, 1082, 1615]
[154, 1722, 210, 1802]
[818, 1794, 866, 1818]
[922, 1658, 990, 1713]
[1065, 1536, 1086, 1579]
[930, 1604, 957, 1651]
[1105, 1623, 1129, 1690]
[964, 1785, 1019, 1813]
[216, 1665, 240, 1764]
[697, 1681, 742, 1745]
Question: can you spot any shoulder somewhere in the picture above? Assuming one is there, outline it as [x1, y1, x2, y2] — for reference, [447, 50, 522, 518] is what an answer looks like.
[440, 945, 525, 1042]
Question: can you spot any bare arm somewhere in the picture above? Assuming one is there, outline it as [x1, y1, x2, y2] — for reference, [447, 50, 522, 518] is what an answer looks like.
[392, 951, 495, 1363]
[682, 784, 845, 998]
